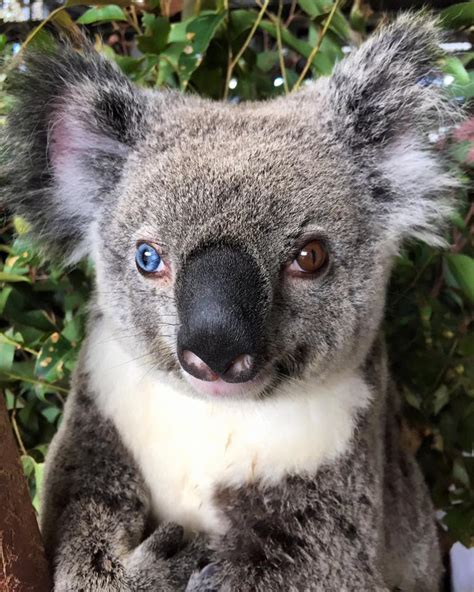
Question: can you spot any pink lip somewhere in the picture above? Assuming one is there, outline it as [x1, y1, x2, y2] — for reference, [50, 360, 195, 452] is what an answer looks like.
[184, 372, 266, 397]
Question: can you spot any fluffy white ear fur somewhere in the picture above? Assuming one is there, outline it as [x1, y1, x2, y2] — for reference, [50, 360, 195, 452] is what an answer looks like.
[378, 135, 459, 248]
[323, 14, 462, 249]
[48, 106, 130, 263]
[2, 43, 148, 262]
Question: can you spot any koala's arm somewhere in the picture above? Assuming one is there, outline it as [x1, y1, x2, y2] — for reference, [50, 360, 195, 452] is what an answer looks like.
[190, 430, 389, 592]
[41, 371, 207, 592]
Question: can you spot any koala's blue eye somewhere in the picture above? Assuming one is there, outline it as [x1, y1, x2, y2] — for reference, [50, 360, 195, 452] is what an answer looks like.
[135, 243, 163, 274]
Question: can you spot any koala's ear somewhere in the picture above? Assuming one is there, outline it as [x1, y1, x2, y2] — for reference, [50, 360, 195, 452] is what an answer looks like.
[2, 42, 151, 262]
[325, 14, 461, 247]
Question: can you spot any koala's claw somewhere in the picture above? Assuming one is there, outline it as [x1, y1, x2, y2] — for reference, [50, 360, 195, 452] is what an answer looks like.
[185, 563, 219, 592]
[124, 523, 185, 570]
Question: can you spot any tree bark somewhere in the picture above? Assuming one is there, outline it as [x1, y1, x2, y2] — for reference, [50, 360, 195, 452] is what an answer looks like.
[0, 392, 52, 592]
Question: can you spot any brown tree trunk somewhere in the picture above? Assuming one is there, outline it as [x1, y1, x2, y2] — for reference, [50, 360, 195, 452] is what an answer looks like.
[0, 392, 52, 592]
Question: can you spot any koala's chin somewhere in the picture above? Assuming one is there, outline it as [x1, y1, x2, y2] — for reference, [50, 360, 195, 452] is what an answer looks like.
[182, 370, 271, 399]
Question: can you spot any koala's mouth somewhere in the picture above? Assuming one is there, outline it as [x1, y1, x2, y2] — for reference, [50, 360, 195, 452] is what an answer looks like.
[183, 370, 270, 398]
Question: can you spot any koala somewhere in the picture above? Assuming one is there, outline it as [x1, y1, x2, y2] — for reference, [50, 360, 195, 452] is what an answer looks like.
[2, 13, 461, 592]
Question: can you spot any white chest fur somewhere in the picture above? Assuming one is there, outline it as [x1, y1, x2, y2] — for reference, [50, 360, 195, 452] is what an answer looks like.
[86, 319, 372, 535]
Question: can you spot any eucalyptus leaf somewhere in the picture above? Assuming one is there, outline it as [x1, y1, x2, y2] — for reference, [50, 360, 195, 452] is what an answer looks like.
[177, 12, 226, 88]
[137, 14, 171, 55]
[77, 5, 127, 24]
[0, 272, 31, 283]
[445, 254, 474, 303]
[440, 2, 474, 29]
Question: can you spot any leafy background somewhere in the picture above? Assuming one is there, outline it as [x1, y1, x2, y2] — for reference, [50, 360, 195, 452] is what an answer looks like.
[0, 0, 473, 549]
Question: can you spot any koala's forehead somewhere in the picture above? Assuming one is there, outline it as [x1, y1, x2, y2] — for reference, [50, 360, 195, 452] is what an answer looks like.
[114, 99, 366, 252]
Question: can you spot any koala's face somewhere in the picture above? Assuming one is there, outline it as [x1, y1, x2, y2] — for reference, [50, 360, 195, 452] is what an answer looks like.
[4, 16, 457, 399]
[94, 102, 393, 399]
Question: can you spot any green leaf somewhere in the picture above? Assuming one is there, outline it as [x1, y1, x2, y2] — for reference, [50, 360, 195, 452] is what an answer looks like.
[256, 51, 280, 72]
[459, 334, 474, 357]
[177, 12, 226, 89]
[308, 27, 343, 72]
[298, 0, 349, 39]
[443, 56, 470, 85]
[169, 20, 189, 43]
[259, 21, 331, 76]
[137, 14, 170, 55]
[403, 387, 421, 410]
[0, 340, 15, 372]
[21, 455, 36, 479]
[32, 461, 45, 512]
[445, 254, 474, 303]
[13, 310, 56, 332]
[156, 43, 187, 86]
[443, 506, 474, 547]
[0, 286, 13, 315]
[230, 9, 257, 38]
[453, 458, 471, 487]
[298, 0, 323, 18]
[0, 272, 31, 284]
[440, 2, 474, 29]
[349, 1, 367, 33]
[5, 390, 18, 410]
[433, 385, 450, 415]
[21, 456, 45, 512]
[35, 332, 72, 382]
[76, 5, 127, 24]
[41, 406, 61, 424]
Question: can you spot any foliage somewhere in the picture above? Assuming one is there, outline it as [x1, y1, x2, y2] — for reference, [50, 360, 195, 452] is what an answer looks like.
[1, 0, 473, 545]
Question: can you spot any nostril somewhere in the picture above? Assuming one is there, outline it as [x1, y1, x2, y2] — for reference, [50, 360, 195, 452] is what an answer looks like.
[223, 354, 255, 382]
[226, 354, 253, 375]
[180, 350, 219, 382]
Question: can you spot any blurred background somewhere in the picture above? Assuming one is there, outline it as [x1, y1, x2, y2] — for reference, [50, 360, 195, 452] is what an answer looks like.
[0, 0, 473, 587]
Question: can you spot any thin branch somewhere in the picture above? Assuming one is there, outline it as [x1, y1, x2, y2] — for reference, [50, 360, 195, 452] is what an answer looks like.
[451, 202, 474, 254]
[0, 334, 38, 357]
[11, 397, 27, 458]
[10, 413, 27, 458]
[276, 0, 289, 94]
[223, 0, 270, 100]
[432, 338, 459, 392]
[263, 5, 288, 93]
[292, 0, 342, 92]
[129, 5, 143, 36]
[284, 0, 298, 27]
[3, 373, 68, 394]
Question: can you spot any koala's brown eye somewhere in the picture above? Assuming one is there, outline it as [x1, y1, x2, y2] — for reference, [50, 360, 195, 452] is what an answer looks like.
[288, 240, 328, 276]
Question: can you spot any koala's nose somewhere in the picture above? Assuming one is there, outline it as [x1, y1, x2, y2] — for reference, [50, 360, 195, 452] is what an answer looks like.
[179, 350, 256, 383]
[176, 245, 267, 384]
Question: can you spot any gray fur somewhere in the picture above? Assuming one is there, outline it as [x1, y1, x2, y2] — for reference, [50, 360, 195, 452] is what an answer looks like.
[1, 13, 459, 591]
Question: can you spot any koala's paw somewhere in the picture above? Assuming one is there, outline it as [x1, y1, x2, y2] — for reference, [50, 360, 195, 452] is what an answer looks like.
[125, 523, 184, 570]
[127, 523, 213, 591]
[185, 563, 219, 592]
[125, 523, 201, 590]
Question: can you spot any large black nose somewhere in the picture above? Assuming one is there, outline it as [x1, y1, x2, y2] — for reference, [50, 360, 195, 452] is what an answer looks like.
[176, 245, 267, 383]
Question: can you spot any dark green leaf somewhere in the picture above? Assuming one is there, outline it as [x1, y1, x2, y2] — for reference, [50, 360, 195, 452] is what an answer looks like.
[177, 12, 226, 89]
[445, 254, 474, 303]
[440, 2, 474, 29]
[76, 5, 127, 24]
[137, 14, 171, 55]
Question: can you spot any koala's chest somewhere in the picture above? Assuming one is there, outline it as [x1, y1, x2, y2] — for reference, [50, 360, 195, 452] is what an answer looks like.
[93, 367, 370, 535]
[122, 409, 269, 534]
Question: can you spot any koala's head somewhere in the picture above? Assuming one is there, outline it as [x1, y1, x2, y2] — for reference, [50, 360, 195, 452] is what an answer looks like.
[2, 15, 459, 400]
